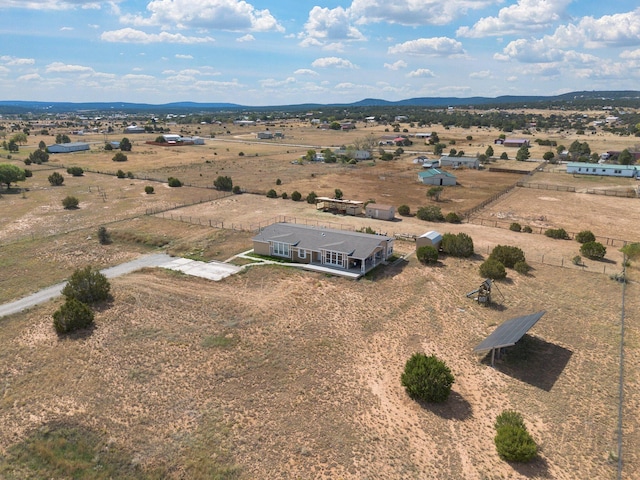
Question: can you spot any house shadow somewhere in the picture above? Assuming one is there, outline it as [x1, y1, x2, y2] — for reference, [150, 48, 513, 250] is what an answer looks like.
[484, 335, 573, 392]
[420, 391, 473, 421]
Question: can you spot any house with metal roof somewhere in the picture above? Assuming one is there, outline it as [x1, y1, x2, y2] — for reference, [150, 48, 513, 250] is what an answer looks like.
[252, 223, 394, 276]
[566, 162, 638, 178]
[47, 142, 90, 153]
[418, 168, 457, 186]
[439, 155, 480, 169]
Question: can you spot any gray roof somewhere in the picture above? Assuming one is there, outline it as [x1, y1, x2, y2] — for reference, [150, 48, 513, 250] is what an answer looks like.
[253, 223, 392, 259]
[418, 168, 456, 179]
[473, 311, 546, 353]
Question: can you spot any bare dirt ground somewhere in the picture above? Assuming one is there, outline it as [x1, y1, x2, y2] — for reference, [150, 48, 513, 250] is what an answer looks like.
[1, 257, 637, 479]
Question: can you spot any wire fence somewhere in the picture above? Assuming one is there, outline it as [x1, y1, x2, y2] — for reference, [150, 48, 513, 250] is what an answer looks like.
[517, 181, 638, 198]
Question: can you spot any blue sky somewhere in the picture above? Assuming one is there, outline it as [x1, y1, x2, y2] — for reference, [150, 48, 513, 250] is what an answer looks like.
[1, 0, 640, 105]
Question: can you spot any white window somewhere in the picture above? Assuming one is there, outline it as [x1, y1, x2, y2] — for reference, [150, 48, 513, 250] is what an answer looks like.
[323, 250, 345, 267]
[298, 249, 306, 259]
[272, 241, 290, 258]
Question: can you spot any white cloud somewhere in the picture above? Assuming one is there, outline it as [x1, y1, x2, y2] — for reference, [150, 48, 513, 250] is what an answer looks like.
[407, 68, 435, 78]
[122, 0, 283, 33]
[300, 6, 364, 46]
[457, 0, 572, 38]
[1, 56, 36, 66]
[175, 54, 193, 59]
[101, 28, 214, 44]
[388, 37, 464, 56]
[17, 73, 42, 81]
[469, 70, 491, 79]
[620, 49, 640, 59]
[260, 77, 296, 88]
[349, 0, 500, 26]
[311, 56, 357, 69]
[0, 1, 109, 10]
[60, 26, 74, 31]
[384, 60, 407, 70]
[293, 68, 318, 76]
[237, 34, 255, 42]
[46, 62, 94, 73]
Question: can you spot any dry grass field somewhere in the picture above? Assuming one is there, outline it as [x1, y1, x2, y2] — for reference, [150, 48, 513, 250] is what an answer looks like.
[1, 116, 639, 478]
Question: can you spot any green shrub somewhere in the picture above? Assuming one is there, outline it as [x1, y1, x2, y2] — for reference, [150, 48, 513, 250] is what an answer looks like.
[168, 177, 182, 187]
[144, 186, 154, 194]
[397, 204, 410, 216]
[494, 411, 537, 463]
[514, 261, 531, 274]
[509, 222, 522, 232]
[580, 241, 606, 260]
[62, 266, 111, 305]
[490, 245, 526, 268]
[441, 233, 474, 258]
[291, 190, 302, 201]
[232, 185, 241, 194]
[53, 297, 94, 334]
[126, 171, 134, 179]
[276, 178, 282, 185]
[116, 170, 126, 178]
[97, 226, 111, 245]
[522, 225, 533, 233]
[48, 171, 64, 186]
[401, 353, 454, 403]
[24, 169, 32, 177]
[445, 212, 461, 223]
[112, 152, 128, 162]
[479, 258, 506, 280]
[416, 205, 444, 222]
[62, 196, 79, 209]
[214, 175, 233, 191]
[575, 230, 596, 244]
[572, 255, 582, 265]
[416, 245, 439, 265]
[66, 166, 84, 176]
[266, 189, 278, 198]
[281, 192, 288, 199]
[545, 228, 569, 240]
[306, 191, 317, 204]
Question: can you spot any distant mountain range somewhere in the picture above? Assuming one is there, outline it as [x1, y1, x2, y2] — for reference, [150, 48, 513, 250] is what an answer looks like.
[1, 91, 639, 114]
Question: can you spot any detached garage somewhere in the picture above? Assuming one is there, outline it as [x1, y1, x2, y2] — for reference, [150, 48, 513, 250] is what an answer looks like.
[416, 231, 442, 249]
[47, 142, 90, 153]
[418, 168, 457, 186]
[365, 204, 395, 220]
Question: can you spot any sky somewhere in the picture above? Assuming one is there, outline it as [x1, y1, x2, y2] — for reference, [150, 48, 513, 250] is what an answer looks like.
[1, 0, 640, 106]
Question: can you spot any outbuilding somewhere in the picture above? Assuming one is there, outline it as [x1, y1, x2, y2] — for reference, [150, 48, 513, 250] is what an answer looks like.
[365, 204, 395, 221]
[416, 231, 442, 249]
[418, 168, 457, 186]
[566, 162, 637, 178]
[47, 142, 90, 153]
[439, 156, 479, 169]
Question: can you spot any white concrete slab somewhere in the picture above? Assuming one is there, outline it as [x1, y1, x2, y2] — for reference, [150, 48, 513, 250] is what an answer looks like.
[160, 259, 242, 281]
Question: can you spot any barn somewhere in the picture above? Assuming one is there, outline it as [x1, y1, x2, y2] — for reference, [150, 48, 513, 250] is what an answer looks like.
[47, 142, 90, 153]
[416, 231, 442, 249]
[418, 168, 457, 186]
[439, 156, 479, 169]
[365, 204, 395, 220]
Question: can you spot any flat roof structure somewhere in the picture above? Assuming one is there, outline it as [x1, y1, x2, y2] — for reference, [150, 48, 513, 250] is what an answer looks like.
[474, 311, 546, 365]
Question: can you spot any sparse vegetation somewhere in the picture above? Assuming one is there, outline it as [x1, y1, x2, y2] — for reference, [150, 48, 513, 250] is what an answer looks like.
[575, 230, 596, 244]
[416, 245, 439, 265]
[214, 175, 233, 191]
[401, 353, 454, 403]
[416, 205, 444, 222]
[112, 152, 128, 162]
[545, 228, 569, 240]
[509, 222, 522, 232]
[48, 171, 64, 186]
[522, 225, 533, 233]
[97, 226, 111, 245]
[62, 196, 79, 209]
[580, 241, 606, 260]
[440, 233, 474, 258]
[514, 261, 531, 274]
[445, 212, 461, 223]
[494, 410, 537, 463]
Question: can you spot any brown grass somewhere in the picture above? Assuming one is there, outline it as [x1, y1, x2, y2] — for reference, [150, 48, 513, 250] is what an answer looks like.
[1, 258, 637, 479]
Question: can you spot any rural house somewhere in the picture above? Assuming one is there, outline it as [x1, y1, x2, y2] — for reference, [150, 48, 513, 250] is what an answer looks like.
[47, 142, 90, 153]
[500, 138, 530, 148]
[418, 168, 457, 186]
[566, 162, 638, 178]
[365, 204, 395, 220]
[439, 156, 479, 169]
[252, 223, 394, 275]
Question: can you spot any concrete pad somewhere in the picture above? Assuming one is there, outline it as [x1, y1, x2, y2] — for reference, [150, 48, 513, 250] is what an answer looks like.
[161, 259, 242, 281]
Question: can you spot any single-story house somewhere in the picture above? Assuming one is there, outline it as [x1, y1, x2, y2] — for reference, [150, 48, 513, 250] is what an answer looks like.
[501, 138, 530, 148]
[365, 204, 395, 221]
[566, 162, 638, 178]
[416, 231, 442, 249]
[418, 168, 457, 186]
[439, 156, 479, 169]
[257, 131, 273, 139]
[124, 126, 145, 134]
[252, 222, 394, 275]
[48, 142, 90, 153]
[163, 134, 182, 143]
[334, 149, 371, 160]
